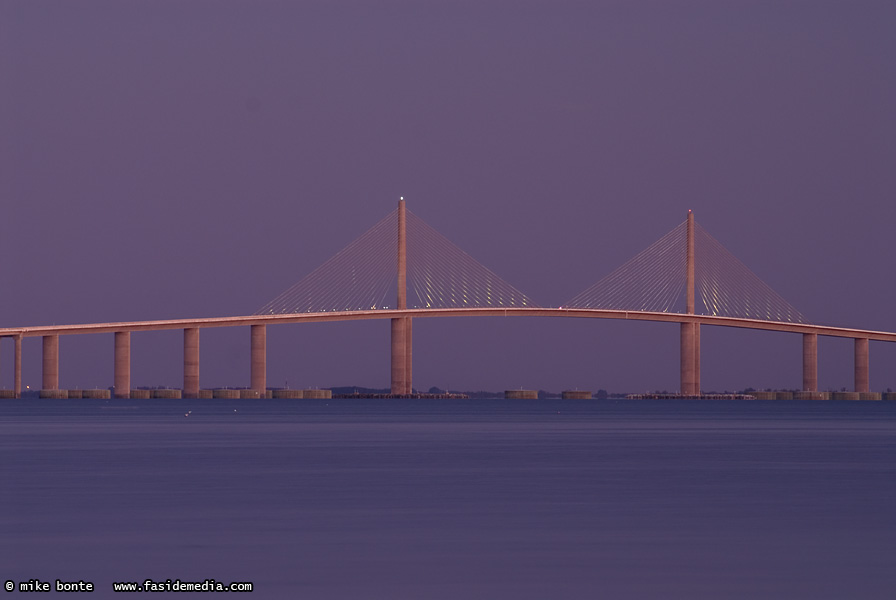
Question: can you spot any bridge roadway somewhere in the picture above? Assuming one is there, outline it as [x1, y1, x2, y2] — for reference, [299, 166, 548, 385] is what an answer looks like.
[1, 308, 893, 398]
[1, 307, 895, 342]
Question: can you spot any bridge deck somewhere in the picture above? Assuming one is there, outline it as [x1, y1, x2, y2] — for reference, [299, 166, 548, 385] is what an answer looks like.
[1, 308, 894, 342]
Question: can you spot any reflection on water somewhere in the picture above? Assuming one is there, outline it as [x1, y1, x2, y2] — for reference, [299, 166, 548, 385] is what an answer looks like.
[2, 399, 894, 599]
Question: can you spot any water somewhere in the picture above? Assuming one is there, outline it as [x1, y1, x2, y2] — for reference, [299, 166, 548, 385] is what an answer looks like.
[2, 398, 894, 599]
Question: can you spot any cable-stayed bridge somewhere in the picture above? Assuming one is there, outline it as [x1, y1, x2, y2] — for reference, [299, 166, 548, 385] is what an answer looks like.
[1, 200, 893, 398]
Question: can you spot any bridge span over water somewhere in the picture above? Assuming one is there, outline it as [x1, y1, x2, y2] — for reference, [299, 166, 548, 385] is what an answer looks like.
[1, 201, 893, 398]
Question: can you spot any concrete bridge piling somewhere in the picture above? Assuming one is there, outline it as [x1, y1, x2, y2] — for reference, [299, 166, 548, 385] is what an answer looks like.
[803, 333, 818, 391]
[42, 334, 59, 391]
[390, 198, 413, 395]
[14, 335, 22, 398]
[184, 328, 200, 398]
[251, 324, 266, 397]
[114, 331, 131, 399]
[855, 337, 870, 394]
[680, 211, 701, 395]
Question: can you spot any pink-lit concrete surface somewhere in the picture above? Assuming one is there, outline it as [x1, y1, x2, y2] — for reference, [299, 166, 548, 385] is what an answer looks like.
[251, 324, 266, 395]
[41, 334, 59, 391]
[3, 308, 894, 342]
[391, 198, 412, 394]
[4, 308, 892, 399]
[114, 331, 130, 399]
[183, 328, 200, 398]
[803, 333, 818, 392]
[855, 337, 870, 393]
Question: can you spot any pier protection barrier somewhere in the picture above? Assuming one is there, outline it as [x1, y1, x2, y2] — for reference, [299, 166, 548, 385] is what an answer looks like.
[303, 389, 332, 399]
[0, 390, 16, 399]
[130, 389, 151, 400]
[213, 389, 240, 399]
[562, 390, 592, 399]
[272, 389, 303, 399]
[505, 389, 538, 399]
[152, 389, 182, 399]
[83, 389, 111, 399]
[239, 389, 261, 399]
[831, 392, 861, 401]
[859, 392, 881, 401]
[67, 390, 83, 399]
[794, 391, 829, 400]
[195, 389, 214, 399]
[40, 389, 68, 399]
[884, 392, 896, 401]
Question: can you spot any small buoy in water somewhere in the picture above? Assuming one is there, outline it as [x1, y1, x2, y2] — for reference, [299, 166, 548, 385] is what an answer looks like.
[184, 413, 189, 417]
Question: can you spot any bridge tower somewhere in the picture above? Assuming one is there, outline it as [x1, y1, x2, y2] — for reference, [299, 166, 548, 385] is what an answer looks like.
[680, 210, 700, 396]
[391, 198, 412, 395]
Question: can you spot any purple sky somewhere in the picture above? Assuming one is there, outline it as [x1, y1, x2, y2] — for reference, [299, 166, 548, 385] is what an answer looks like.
[2, 0, 894, 393]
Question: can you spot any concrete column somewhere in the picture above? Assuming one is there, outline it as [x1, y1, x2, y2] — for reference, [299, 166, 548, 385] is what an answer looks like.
[397, 198, 407, 311]
[391, 317, 406, 394]
[14, 336, 22, 398]
[391, 198, 412, 395]
[679, 211, 699, 396]
[694, 323, 701, 395]
[42, 334, 59, 391]
[405, 317, 413, 394]
[114, 331, 131, 399]
[854, 337, 870, 393]
[680, 322, 697, 396]
[184, 328, 200, 398]
[251, 324, 266, 396]
[802, 333, 818, 392]
[686, 210, 695, 315]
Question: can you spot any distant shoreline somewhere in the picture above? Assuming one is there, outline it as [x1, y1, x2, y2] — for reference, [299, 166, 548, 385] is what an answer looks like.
[4, 388, 894, 401]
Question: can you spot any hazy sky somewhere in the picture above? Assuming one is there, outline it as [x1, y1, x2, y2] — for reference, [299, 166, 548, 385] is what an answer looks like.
[2, 0, 894, 393]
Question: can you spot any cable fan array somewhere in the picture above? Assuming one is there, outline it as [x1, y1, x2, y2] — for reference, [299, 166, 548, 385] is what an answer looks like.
[695, 224, 806, 323]
[406, 211, 536, 309]
[257, 210, 399, 314]
[259, 207, 804, 324]
[257, 207, 537, 314]
[565, 218, 806, 323]
[565, 222, 688, 313]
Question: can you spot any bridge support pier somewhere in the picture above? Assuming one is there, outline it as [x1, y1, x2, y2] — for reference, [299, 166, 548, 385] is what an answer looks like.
[405, 318, 412, 394]
[802, 333, 818, 392]
[391, 318, 409, 394]
[114, 331, 131, 399]
[14, 335, 22, 398]
[679, 210, 700, 396]
[42, 334, 59, 391]
[251, 324, 266, 397]
[184, 328, 200, 398]
[695, 323, 700, 394]
[390, 198, 412, 395]
[680, 322, 700, 396]
[854, 337, 869, 393]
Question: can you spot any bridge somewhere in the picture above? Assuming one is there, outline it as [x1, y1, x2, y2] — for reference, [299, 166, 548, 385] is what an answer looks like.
[1, 200, 894, 398]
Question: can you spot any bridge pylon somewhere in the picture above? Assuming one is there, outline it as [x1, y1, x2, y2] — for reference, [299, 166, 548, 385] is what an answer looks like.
[391, 198, 412, 395]
[680, 210, 700, 395]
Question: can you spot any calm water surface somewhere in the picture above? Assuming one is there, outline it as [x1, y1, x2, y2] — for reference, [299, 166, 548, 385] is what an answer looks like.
[2, 398, 894, 599]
